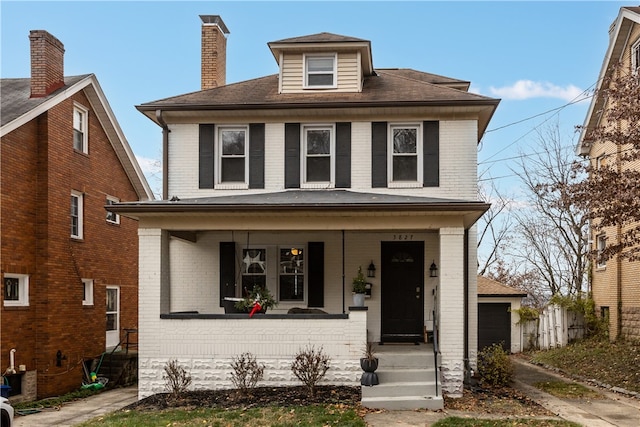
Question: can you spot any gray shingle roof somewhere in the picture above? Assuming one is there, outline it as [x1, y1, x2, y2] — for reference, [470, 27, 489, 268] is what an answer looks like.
[1, 75, 90, 127]
[269, 32, 369, 44]
[477, 276, 528, 297]
[137, 68, 494, 109]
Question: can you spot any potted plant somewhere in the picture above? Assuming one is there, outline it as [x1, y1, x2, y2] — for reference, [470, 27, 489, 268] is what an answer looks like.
[352, 266, 367, 306]
[360, 342, 379, 386]
[235, 285, 277, 315]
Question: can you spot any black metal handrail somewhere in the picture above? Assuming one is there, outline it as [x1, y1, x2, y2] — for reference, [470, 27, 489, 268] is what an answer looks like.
[432, 309, 439, 397]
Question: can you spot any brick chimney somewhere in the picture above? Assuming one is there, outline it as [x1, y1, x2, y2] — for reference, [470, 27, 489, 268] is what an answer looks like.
[200, 15, 230, 90]
[29, 30, 65, 98]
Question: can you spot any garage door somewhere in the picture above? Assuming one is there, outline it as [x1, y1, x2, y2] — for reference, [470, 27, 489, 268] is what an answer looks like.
[478, 303, 511, 353]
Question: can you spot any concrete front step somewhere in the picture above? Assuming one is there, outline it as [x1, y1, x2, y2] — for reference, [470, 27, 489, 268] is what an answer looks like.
[362, 381, 438, 398]
[376, 368, 435, 383]
[376, 352, 436, 369]
[361, 395, 444, 411]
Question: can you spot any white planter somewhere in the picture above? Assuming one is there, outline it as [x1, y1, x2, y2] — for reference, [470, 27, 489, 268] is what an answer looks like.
[353, 293, 366, 307]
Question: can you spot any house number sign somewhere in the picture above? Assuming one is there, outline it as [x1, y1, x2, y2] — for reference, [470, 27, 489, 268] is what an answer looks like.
[393, 234, 414, 240]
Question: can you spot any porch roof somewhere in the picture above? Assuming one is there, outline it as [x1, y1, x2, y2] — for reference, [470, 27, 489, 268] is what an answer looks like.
[109, 190, 490, 228]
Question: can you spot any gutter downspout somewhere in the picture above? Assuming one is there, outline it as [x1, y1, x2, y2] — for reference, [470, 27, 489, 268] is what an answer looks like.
[156, 109, 170, 200]
[463, 229, 471, 383]
[342, 230, 345, 314]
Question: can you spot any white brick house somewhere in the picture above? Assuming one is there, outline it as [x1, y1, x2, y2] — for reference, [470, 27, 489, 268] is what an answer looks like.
[112, 15, 499, 408]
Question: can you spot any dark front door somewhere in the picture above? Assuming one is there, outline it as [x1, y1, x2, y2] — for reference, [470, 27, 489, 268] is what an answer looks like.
[381, 241, 424, 343]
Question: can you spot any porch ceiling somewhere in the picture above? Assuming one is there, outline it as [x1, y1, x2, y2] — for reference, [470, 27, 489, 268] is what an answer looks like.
[110, 190, 490, 229]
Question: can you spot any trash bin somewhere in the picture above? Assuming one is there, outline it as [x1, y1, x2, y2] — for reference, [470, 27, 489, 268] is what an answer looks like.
[0, 385, 11, 398]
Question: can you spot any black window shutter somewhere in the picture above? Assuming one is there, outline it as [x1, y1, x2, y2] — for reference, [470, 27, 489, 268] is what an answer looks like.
[423, 121, 439, 187]
[371, 122, 387, 188]
[219, 242, 236, 306]
[199, 124, 215, 189]
[307, 242, 324, 307]
[285, 123, 301, 188]
[249, 123, 265, 189]
[335, 122, 351, 188]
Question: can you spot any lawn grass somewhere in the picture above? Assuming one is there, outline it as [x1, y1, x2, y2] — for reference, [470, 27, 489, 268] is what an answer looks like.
[530, 337, 640, 393]
[432, 417, 580, 427]
[76, 404, 366, 427]
[533, 381, 602, 399]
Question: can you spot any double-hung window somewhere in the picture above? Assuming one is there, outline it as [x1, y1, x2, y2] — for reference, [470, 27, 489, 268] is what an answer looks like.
[304, 54, 337, 89]
[71, 190, 84, 239]
[218, 126, 248, 185]
[596, 234, 607, 268]
[106, 196, 120, 224]
[632, 38, 640, 75]
[389, 124, 422, 186]
[279, 247, 304, 302]
[303, 125, 334, 186]
[73, 104, 88, 153]
[3, 273, 29, 307]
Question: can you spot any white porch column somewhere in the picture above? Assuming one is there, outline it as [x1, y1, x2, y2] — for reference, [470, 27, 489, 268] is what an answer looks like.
[438, 226, 465, 397]
[138, 228, 168, 399]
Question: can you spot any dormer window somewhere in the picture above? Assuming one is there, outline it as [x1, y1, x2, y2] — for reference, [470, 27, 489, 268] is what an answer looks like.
[304, 54, 337, 88]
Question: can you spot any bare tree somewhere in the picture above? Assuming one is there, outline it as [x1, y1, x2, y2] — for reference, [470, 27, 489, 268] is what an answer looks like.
[477, 179, 513, 276]
[570, 67, 640, 262]
[509, 121, 589, 298]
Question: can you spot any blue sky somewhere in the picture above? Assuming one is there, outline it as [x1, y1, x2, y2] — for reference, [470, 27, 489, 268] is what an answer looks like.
[1, 1, 629, 197]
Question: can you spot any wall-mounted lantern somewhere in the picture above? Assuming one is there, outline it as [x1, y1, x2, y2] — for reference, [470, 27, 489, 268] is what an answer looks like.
[429, 260, 438, 278]
[367, 261, 376, 278]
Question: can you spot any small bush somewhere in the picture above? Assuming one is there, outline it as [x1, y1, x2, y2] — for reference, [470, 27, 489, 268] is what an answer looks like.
[291, 345, 331, 397]
[163, 359, 192, 396]
[230, 352, 265, 393]
[477, 343, 513, 387]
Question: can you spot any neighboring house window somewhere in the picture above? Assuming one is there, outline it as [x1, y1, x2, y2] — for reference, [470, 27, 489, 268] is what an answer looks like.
[389, 124, 422, 186]
[73, 104, 88, 153]
[218, 126, 248, 185]
[596, 234, 606, 268]
[241, 248, 267, 292]
[304, 54, 337, 88]
[279, 247, 304, 301]
[303, 125, 334, 186]
[632, 38, 640, 75]
[3, 274, 29, 307]
[82, 279, 94, 306]
[106, 196, 120, 224]
[71, 190, 84, 239]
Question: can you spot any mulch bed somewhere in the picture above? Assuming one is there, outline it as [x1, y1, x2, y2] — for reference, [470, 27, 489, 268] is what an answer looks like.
[125, 384, 553, 417]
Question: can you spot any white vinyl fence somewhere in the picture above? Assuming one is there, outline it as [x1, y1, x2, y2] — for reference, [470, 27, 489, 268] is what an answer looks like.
[521, 304, 585, 351]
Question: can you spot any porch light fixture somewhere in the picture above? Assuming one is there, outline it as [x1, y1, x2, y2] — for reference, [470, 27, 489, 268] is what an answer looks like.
[367, 261, 376, 278]
[429, 260, 438, 278]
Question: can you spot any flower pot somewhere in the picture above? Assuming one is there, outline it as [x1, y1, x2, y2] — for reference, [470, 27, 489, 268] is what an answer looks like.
[360, 357, 379, 386]
[353, 293, 366, 307]
[223, 297, 245, 313]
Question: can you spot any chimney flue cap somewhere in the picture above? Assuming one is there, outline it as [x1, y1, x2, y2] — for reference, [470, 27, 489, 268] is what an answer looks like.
[200, 15, 230, 34]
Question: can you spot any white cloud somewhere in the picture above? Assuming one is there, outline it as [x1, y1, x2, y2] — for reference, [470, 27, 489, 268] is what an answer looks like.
[489, 80, 584, 101]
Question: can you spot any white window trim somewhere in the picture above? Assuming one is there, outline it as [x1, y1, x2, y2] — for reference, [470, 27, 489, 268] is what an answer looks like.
[215, 125, 249, 189]
[3, 273, 29, 307]
[301, 124, 335, 188]
[596, 233, 606, 269]
[388, 123, 423, 188]
[277, 245, 306, 304]
[303, 53, 338, 89]
[73, 103, 89, 154]
[82, 278, 94, 306]
[106, 196, 120, 225]
[632, 38, 640, 75]
[71, 190, 84, 239]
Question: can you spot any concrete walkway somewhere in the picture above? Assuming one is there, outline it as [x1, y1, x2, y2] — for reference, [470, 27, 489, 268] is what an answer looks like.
[12, 385, 138, 427]
[11, 359, 640, 426]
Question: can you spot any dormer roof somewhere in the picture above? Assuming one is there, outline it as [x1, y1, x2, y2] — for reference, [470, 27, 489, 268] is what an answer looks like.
[268, 32, 374, 76]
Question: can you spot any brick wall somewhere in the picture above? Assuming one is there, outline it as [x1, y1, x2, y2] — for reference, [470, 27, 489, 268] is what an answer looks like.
[1, 90, 140, 399]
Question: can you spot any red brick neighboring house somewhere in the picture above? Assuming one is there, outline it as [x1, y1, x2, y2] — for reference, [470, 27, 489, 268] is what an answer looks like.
[0, 30, 152, 401]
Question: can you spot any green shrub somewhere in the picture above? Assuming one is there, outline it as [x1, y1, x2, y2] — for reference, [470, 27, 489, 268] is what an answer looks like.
[477, 343, 513, 387]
